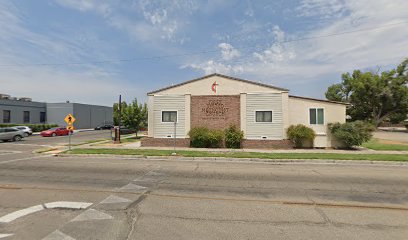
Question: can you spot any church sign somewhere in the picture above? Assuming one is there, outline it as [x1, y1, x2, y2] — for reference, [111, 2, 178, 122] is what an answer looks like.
[201, 99, 229, 118]
[191, 95, 240, 130]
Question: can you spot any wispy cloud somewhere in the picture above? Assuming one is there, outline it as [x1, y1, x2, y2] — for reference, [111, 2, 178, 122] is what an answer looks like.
[0, 1, 136, 105]
[55, 0, 197, 44]
[2, 0, 407, 102]
[183, 0, 408, 89]
[219, 43, 241, 60]
[55, 0, 113, 16]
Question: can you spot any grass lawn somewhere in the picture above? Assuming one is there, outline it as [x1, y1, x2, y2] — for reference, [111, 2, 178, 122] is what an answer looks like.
[66, 148, 408, 161]
[362, 138, 408, 151]
[120, 136, 143, 143]
[68, 139, 109, 147]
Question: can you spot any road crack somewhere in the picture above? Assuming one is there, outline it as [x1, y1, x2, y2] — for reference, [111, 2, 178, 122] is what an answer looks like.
[125, 190, 151, 240]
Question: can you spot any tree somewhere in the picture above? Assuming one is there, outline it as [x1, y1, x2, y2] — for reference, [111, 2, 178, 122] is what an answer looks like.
[325, 58, 408, 127]
[325, 83, 347, 102]
[113, 101, 127, 126]
[122, 98, 147, 137]
[141, 103, 148, 130]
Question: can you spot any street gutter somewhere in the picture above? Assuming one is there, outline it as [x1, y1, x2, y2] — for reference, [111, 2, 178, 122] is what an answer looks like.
[57, 153, 408, 166]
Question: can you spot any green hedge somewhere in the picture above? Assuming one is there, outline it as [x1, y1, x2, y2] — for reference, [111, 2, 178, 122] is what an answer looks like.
[0, 124, 59, 132]
[225, 125, 244, 149]
[188, 125, 244, 149]
[329, 121, 375, 148]
[287, 124, 316, 148]
[188, 127, 224, 148]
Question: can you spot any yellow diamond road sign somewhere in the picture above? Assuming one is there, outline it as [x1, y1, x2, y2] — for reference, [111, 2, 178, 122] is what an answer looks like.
[64, 114, 76, 125]
[66, 125, 75, 131]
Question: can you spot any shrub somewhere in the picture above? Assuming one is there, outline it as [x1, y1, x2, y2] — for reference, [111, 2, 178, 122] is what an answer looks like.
[188, 127, 224, 148]
[208, 129, 224, 148]
[224, 125, 244, 149]
[286, 124, 316, 148]
[0, 123, 58, 132]
[329, 121, 375, 148]
[189, 127, 209, 148]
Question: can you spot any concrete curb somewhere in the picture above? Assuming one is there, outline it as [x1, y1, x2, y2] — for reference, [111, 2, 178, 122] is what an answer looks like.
[56, 153, 408, 166]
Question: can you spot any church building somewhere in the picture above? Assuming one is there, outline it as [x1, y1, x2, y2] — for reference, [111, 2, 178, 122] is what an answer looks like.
[142, 73, 347, 148]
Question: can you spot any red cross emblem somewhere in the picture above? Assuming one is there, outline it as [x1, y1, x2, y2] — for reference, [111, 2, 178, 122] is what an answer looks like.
[211, 81, 218, 93]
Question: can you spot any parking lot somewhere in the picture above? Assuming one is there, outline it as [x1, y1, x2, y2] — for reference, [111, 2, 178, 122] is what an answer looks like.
[0, 130, 111, 164]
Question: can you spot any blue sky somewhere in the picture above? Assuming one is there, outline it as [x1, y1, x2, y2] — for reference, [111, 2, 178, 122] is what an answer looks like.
[1, 0, 407, 106]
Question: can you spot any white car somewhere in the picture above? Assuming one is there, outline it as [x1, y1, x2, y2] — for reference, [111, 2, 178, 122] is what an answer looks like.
[14, 126, 33, 137]
[0, 127, 25, 142]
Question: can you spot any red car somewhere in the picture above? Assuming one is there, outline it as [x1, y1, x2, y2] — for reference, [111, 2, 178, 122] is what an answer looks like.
[40, 127, 71, 137]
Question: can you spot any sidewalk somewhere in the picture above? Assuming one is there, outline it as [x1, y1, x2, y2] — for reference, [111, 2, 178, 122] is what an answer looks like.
[74, 140, 408, 155]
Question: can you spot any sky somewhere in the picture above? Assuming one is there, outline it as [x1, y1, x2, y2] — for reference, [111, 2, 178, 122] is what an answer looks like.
[0, 0, 407, 106]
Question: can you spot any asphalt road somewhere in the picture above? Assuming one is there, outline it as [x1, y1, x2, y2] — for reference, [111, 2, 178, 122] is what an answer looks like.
[0, 133, 407, 239]
[0, 130, 112, 162]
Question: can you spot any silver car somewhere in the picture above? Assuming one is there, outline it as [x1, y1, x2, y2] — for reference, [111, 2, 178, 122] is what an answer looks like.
[14, 126, 33, 137]
[0, 127, 25, 142]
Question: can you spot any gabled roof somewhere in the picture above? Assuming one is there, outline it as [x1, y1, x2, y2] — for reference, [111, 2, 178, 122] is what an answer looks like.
[147, 73, 289, 95]
[289, 95, 350, 105]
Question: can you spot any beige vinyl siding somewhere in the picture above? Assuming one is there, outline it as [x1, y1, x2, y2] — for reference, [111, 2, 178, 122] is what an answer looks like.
[147, 95, 154, 137]
[246, 93, 283, 140]
[153, 95, 186, 138]
[288, 97, 347, 148]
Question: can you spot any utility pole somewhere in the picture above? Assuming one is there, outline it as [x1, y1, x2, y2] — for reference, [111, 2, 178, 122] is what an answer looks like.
[118, 94, 122, 143]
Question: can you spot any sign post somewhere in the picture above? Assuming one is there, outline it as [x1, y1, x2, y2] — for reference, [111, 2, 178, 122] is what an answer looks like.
[118, 95, 122, 143]
[172, 119, 177, 155]
[69, 131, 72, 151]
[64, 114, 76, 151]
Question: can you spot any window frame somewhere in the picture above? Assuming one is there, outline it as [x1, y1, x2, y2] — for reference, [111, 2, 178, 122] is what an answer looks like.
[40, 112, 46, 123]
[3, 110, 11, 123]
[23, 111, 30, 123]
[254, 110, 273, 123]
[161, 110, 178, 123]
[309, 107, 325, 125]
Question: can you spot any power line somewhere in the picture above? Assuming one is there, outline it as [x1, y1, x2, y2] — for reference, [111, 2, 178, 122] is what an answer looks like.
[0, 21, 407, 68]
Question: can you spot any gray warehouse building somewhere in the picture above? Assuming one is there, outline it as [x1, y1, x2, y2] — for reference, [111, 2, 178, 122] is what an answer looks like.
[0, 94, 113, 129]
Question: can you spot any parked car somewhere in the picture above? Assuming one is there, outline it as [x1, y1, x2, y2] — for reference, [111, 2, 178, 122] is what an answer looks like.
[94, 124, 114, 130]
[0, 127, 25, 142]
[40, 127, 71, 137]
[14, 126, 33, 137]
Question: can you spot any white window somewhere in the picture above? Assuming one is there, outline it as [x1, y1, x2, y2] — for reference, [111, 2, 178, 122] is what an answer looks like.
[162, 111, 177, 122]
[255, 111, 272, 122]
[310, 108, 324, 124]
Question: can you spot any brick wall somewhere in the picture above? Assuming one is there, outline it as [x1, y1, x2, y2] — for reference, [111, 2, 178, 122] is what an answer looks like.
[191, 95, 240, 130]
[141, 137, 190, 147]
[241, 139, 293, 149]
